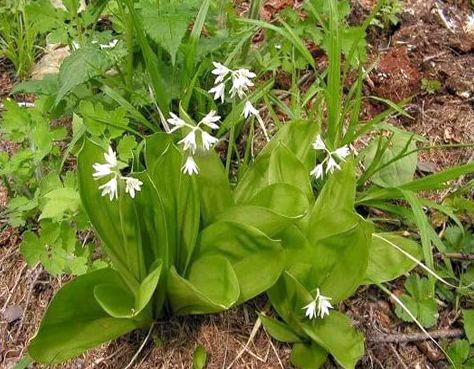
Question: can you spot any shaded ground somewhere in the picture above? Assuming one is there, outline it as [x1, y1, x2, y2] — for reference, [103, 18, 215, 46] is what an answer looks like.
[1, 0, 474, 368]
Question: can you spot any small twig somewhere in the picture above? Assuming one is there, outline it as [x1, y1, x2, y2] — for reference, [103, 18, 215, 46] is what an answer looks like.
[435, 252, 474, 261]
[123, 323, 155, 369]
[368, 328, 463, 343]
[1, 263, 27, 311]
[226, 317, 262, 369]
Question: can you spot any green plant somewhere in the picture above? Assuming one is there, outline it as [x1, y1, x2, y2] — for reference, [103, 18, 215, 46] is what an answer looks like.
[422, 78, 442, 94]
[27, 125, 311, 361]
[0, 1, 40, 79]
[370, 0, 403, 29]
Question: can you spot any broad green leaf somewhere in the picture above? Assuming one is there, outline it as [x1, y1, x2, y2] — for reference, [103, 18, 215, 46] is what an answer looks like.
[145, 132, 173, 170]
[306, 162, 372, 302]
[94, 283, 136, 318]
[28, 269, 143, 363]
[198, 221, 284, 303]
[301, 312, 365, 369]
[218, 184, 308, 237]
[148, 143, 200, 273]
[235, 119, 319, 203]
[267, 272, 313, 330]
[194, 150, 234, 225]
[78, 139, 145, 288]
[364, 233, 422, 284]
[447, 340, 471, 368]
[463, 310, 474, 344]
[55, 47, 112, 104]
[268, 143, 313, 201]
[291, 342, 328, 369]
[363, 132, 417, 187]
[167, 256, 240, 315]
[260, 314, 302, 343]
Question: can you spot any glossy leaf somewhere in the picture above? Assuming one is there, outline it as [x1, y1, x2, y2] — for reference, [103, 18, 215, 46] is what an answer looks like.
[28, 269, 142, 363]
[291, 342, 328, 369]
[217, 183, 308, 237]
[364, 233, 422, 284]
[198, 221, 284, 303]
[167, 256, 240, 315]
[301, 312, 365, 369]
[260, 314, 302, 343]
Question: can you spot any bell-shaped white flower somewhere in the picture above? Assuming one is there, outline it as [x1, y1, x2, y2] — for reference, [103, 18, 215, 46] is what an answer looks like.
[104, 146, 118, 167]
[92, 163, 113, 179]
[209, 83, 226, 103]
[310, 163, 324, 179]
[182, 156, 199, 176]
[312, 135, 326, 151]
[326, 156, 341, 174]
[200, 110, 221, 130]
[167, 112, 186, 132]
[303, 300, 318, 320]
[334, 145, 350, 160]
[316, 292, 333, 319]
[243, 101, 259, 119]
[99, 176, 118, 201]
[124, 177, 143, 199]
[230, 69, 255, 98]
[178, 129, 197, 153]
[211, 62, 231, 84]
[302, 288, 333, 320]
[201, 131, 218, 151]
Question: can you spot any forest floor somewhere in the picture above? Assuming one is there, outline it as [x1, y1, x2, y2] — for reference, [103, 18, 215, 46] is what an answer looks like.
[1, 0, 473, 368]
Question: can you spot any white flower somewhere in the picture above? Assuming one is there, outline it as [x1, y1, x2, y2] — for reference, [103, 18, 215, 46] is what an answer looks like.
[242, 101, 260, 119]
[326, 156, 340, 174]
[100, 39, 118, 49]
[303, 300, 318, 320]
[104, 146, 118, 167]
[124, 177, 143, 199]
[209, 83, 226, 103]
[178, 130, 197, 153]
[334, 145, 350, 160]
[182, 156, 199, 176]
[200, 110, 221, 130]
[315, 289, 333, 319]
[236, 68, 256, 80]
[99, 176, 118, 201]
[312, 135, 326, 151]
[310, 163, 324, 179]
[230, 69, 255, 98]
[302, 289, 333, 320]
[92, 163, 113, 179]
[167, 112, 186, 132]
[211, 62, 231, 84]
[201, 131, 218, 151]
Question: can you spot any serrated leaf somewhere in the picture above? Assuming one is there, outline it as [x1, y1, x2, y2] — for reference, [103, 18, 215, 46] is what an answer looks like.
[117, 135, 137, 162]
[139, 0, 200, 64]
[55, 47, 112, 104]
[39, 187, 80, 221]
[394, 275, 438, 328]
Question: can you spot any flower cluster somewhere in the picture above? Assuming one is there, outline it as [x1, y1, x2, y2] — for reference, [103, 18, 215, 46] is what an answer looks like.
[92, 146, 143, 201]
[310, 135, 350, 180]
[167, 111, 221, 176]
[209, 62, 269, 141]
[302, 288, 333, 320]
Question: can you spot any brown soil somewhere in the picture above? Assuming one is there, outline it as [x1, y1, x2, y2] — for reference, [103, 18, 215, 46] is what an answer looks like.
[1, 1, 474, 369]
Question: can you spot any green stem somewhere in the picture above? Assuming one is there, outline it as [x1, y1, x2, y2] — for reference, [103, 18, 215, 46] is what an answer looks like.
[117, 0, 134, 90]
[226, 127, 235, 177]
[240, 0, 261, 63]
